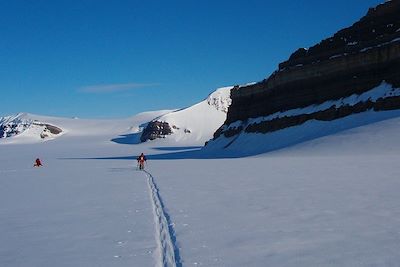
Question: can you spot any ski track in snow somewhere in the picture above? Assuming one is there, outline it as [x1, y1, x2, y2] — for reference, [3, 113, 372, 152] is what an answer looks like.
[144, 170, 182, 267]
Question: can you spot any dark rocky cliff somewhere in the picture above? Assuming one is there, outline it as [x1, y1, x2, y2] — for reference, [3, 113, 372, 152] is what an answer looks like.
[213, 1, 400, 141]
[140, 121, 172, 142]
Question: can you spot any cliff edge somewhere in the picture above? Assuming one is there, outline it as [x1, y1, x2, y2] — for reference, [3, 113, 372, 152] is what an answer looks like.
[210, 1, 400, 148]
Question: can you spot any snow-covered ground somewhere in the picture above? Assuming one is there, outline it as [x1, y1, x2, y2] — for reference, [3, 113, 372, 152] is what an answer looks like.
[1, 111, 400, 266]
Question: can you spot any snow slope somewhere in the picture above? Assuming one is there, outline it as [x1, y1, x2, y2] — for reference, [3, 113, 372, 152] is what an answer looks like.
[145, 86, 232, 145]
[205, 109, 400, 157]
[2, 110, 400, 266]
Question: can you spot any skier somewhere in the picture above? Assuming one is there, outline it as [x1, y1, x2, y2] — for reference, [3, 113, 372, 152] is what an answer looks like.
[137, 153, 147, 170]
[34, 158, 42, 167]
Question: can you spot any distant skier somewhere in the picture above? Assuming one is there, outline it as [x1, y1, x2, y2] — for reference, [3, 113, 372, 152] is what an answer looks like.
[34, 158, 42, 167]
[137, 153, 147, 170]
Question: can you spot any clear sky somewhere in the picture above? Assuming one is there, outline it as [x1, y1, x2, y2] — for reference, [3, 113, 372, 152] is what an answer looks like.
[0, 0, 383, 118]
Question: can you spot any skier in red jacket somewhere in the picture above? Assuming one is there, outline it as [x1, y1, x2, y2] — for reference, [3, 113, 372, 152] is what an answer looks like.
[137, 153, 147, 170]
[34, 158, 42, 167]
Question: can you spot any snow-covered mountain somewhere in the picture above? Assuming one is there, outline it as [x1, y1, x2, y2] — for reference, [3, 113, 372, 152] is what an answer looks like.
[0, 113, 63, 141]
[0, 114, 32, 138]
[140, 86, 232, 145]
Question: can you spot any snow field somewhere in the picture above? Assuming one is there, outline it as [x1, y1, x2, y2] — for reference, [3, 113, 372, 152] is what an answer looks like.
[0, 157, 156, 266]
[150, 154, 400, 266]
[2, 107, 400, 266]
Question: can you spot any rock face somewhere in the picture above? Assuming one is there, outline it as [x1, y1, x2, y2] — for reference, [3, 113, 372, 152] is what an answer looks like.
[213, 1, 400, 141]
[34, 122, 63, 138]
[140, 121, 172, 142]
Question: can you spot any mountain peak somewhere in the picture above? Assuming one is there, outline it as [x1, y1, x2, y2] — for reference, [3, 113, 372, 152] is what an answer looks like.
[140, 86, 233, 143]
[206, 86, 232, 113]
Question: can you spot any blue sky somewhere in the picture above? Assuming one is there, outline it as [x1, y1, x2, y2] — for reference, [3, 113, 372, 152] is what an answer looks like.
[0, 0, 383, 118]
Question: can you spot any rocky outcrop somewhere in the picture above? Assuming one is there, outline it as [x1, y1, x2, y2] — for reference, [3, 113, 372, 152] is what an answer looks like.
[140, 121, 172, 142]
[213, 1, 400, 141]
[43, 124, 63, 135]
[32, 121, 63, 138]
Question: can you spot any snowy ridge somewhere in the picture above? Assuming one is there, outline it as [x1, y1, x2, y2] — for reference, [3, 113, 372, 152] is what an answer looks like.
[145, 170, 181, 267]
[205, 109, 400, 157]
[0, 113, 63, 141]
[143, 86, 233, 144]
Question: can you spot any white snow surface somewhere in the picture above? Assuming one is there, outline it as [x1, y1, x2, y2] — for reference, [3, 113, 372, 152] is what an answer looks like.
[2, 108, 400, 266]
[148, 86, 232, 145]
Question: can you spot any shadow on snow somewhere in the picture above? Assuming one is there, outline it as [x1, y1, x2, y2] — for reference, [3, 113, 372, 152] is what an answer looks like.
[111, 132, 142, 145]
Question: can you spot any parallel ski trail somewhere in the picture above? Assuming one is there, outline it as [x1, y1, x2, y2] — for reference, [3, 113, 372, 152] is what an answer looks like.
[144, 170, 182, 267]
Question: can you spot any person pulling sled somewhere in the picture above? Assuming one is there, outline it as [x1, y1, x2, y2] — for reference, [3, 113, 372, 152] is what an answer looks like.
[137, 153, 147, 170]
